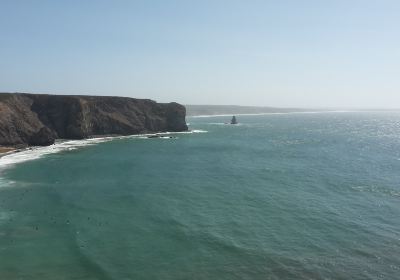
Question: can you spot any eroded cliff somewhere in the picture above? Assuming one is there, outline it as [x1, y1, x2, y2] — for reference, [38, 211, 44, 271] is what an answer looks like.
[0, 93, 188, 146]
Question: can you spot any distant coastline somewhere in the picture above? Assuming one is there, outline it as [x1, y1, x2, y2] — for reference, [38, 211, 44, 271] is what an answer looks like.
[186, 105, 400, 117]
[185, 105, 311, 117]
[188, 111, 343, 118]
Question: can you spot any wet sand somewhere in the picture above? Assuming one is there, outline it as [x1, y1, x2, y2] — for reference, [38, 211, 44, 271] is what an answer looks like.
[0, 147, 16, 156]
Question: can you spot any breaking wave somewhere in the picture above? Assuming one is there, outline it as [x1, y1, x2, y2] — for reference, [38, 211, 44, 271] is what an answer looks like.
[0, 130, 207, 171]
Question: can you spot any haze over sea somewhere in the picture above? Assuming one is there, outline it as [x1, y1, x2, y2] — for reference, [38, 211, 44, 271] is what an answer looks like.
[1, 112, 400, 279]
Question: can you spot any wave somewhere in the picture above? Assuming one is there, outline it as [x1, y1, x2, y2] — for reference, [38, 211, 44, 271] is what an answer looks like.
[0, 210, 14, 225]
[351, 185, 400, 198]
[0, 130, 207, 171]
[0, 139, 109, 170]
[0, 177, 16, 189]
[186, 129, 208, 133]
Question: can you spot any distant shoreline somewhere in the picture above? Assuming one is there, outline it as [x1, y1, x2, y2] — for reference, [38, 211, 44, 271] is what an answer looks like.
[188, 111, 334, 118]
[187, 110, 400, 118]
[185, 105, 400, 117]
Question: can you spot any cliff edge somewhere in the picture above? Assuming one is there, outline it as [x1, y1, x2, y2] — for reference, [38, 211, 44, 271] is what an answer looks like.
[0, 93, 188, 146]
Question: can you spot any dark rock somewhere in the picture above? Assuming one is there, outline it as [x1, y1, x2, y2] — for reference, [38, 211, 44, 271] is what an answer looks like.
[230, 116, 238, 125]
[28, 127, 56, 146]
[0, 93, 188, 146]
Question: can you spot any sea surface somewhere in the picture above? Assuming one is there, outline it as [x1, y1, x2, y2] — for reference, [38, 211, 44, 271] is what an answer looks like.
[1, 112, 400, 280]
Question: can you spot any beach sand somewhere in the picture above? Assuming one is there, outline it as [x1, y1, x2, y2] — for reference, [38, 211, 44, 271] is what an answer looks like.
[0, 147, 16, 155]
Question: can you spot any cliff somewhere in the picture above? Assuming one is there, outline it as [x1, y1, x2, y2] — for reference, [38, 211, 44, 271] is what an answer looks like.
[0, 93, 188, 146]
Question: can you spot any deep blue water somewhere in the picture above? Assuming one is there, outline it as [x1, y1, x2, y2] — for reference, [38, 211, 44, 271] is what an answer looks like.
[1, 112, 400, 279]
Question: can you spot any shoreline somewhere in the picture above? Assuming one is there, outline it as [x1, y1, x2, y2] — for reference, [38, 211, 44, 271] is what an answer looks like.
[187, 110, 400, 118]
[0, 147, 17, 158]
[0, 129, 205, 170]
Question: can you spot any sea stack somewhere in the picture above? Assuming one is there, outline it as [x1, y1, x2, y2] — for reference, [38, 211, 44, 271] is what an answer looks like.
[230, 116, 238, 125]
[0, 93, 188, 147]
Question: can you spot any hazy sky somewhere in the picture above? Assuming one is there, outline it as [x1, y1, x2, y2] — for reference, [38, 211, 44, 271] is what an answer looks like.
[1, 0, 399, 108]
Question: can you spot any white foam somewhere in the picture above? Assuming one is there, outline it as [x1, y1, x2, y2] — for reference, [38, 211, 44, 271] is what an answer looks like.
[0, 130, 207, 170]
[154, 130, 208, 135]
[0, 139, 115, 170]
[0, 177, 15, 189]
[0, 139, 110, 170]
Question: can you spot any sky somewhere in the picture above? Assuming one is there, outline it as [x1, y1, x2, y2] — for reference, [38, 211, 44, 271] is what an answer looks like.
[0, 0, 399, 108]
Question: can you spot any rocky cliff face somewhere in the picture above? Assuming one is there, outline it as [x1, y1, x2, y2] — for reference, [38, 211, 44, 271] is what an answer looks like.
[0, 93, 188, 146]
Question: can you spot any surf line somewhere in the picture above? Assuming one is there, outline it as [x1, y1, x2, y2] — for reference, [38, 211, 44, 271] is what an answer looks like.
[0, 130, 207, 170]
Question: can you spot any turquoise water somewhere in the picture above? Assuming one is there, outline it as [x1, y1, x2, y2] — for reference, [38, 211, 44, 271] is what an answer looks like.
[1, 112, 400, 279]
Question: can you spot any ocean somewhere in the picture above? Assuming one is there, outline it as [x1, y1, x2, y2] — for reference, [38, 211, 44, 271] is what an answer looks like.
[0, 112, 400, 279]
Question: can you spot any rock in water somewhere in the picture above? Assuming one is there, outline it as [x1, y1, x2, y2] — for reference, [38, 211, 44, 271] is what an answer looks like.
[231, 116, 238, 124]
[0, 93, 188, 146]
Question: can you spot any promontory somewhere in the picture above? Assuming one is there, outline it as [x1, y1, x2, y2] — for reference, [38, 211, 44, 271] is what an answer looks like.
[0, 93, 188, 147]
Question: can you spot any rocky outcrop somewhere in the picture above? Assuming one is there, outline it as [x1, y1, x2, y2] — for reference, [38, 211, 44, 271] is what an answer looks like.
[0, 93, 187, 146]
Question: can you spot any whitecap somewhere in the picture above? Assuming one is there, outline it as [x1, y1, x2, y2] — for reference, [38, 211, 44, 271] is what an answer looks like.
[154, 130, 208, 134]
[0, 177, 15, 188]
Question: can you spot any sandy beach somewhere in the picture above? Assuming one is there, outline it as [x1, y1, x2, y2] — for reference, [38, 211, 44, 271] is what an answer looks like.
[0, 147, 16, 156]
